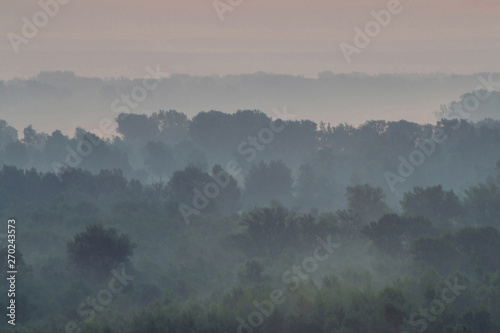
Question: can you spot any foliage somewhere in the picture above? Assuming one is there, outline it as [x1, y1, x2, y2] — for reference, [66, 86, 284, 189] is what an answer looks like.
[346, 184, 390, 225]
[67, 224, 135, 281]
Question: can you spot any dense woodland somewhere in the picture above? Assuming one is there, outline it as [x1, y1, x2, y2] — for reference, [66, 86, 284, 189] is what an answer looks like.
[0, 110, 500, 332]
[1, 109, 500, 206]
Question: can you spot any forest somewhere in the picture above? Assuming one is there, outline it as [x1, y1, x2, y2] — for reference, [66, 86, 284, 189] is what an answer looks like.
[0, 109, 499, 332]
[0, 110, 500, 333]
[4, 0, 500, 330]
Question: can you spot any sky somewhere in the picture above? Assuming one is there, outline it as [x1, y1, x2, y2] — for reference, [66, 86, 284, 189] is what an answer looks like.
[1, 0, 500, 80]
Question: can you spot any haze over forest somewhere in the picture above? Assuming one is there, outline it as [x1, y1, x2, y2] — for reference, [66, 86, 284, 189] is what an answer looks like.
[2, 71, 500, 136]
[1, 0, 500, 332]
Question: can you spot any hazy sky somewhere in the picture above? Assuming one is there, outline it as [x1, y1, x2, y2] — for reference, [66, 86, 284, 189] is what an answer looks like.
[1, 0, 500, 80]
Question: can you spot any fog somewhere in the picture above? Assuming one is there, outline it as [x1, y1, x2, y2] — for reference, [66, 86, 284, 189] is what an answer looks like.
[0, 78, 500, 330]
[2, 71, 499, 137]
[2, 0, 500, 330]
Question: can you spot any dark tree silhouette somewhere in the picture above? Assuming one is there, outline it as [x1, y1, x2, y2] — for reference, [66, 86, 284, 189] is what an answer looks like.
[465, 182, 500, 228]
[346, 184, 390, 225]
[242, 201, 295, 256]
[401, 185, 463, 223]
[67, 224, 134, 281]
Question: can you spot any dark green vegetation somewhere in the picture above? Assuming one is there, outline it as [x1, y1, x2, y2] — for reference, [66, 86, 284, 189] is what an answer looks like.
[0, 112, 500, 332]
[1, 111, 500, 208]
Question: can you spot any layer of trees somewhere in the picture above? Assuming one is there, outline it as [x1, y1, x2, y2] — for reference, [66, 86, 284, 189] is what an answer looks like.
[1, 110, 500, 332]
[2, 112, 500, 209]
[0, 164, 499, 331]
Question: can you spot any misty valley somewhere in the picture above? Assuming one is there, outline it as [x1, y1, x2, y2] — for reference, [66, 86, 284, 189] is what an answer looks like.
[0, 109, 499, 332]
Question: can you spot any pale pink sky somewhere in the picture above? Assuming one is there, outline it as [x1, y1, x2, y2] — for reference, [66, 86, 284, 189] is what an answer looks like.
[1, 0, 500, 79]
